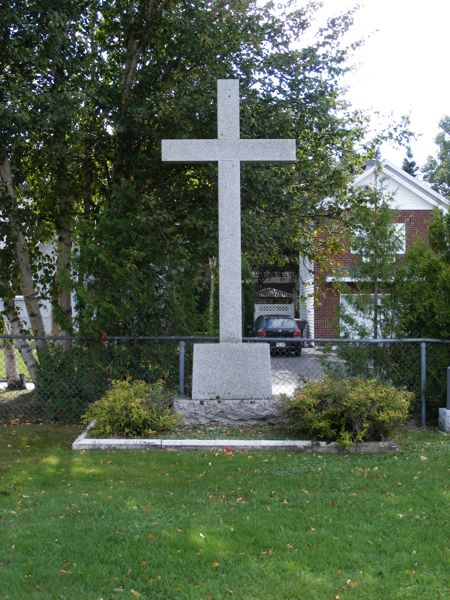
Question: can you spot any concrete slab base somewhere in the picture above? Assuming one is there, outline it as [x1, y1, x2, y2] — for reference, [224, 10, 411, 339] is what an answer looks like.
[438, 408, 450, 432]
[192, 342, 272, 400]
[72, 421, 399, 453]
[173, 396, 287, 425]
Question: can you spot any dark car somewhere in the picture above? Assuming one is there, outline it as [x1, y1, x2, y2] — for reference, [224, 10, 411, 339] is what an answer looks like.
[253, 315, 302, 355]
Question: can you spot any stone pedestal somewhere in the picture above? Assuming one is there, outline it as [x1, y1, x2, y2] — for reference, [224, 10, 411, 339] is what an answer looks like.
[438, 408, 450, 432]
[173, 396, 287, 426]
[192, 342, 272, 400]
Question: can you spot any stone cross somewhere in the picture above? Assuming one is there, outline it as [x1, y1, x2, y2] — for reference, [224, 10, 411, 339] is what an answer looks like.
[162, 79, 296, 343]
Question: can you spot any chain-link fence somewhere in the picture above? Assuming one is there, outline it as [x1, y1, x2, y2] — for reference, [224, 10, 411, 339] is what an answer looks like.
[0, 335, 449, 425]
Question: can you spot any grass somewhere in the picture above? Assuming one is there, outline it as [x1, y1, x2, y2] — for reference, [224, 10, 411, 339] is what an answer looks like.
[86, 424, 296, 440]
[0, 425, 449, 600]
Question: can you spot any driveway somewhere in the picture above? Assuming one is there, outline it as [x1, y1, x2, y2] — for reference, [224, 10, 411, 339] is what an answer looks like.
[271, 348, 332, 396]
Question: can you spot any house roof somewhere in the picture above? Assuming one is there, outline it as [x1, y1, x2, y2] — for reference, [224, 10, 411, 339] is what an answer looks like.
[354, 159, 449, 211]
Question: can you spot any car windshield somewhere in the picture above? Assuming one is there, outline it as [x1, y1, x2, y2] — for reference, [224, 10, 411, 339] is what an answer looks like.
[265, 318, 295, 329]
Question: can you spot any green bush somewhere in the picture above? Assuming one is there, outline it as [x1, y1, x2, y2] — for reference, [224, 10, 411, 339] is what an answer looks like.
[326, 342, 450, 424]
[35, 341, 179, 423]
[82, 379, 179, 437]
[286, 376, 412, 447]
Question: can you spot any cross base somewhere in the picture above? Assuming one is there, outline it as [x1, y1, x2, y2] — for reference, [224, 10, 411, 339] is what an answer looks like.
[173, 396, 287, 426]
[191, 342, 272, 400]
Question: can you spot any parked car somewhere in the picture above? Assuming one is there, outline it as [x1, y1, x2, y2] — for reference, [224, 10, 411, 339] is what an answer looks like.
[253, 315, 302, 356]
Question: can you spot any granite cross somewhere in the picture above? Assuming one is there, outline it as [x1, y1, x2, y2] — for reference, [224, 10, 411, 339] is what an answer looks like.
[162, 79, 296, 343]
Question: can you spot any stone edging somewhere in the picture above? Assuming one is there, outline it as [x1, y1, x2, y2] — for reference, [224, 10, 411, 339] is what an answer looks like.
[72, 421, 399, 453]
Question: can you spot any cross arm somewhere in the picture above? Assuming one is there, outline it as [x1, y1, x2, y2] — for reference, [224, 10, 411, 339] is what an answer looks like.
[161, 139, 296, 163]
[161, 139, 220, 163]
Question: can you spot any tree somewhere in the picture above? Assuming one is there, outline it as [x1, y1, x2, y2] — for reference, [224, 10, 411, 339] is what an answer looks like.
[340, 165, 405, 338]
[1, 1, 379, 344]
[402, 146, 418, 177]
[0, 315, 25, 390]
[389, 210, 450, 339]
[422, 116, 450, 199]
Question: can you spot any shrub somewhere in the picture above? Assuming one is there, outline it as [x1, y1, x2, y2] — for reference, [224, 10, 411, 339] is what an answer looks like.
[286, 376, 412, 447]
[82, 379, 179, 437]
[325, 342, 450, 424]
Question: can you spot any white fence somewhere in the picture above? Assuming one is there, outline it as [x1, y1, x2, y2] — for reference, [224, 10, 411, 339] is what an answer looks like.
[254, 304, 294, 320]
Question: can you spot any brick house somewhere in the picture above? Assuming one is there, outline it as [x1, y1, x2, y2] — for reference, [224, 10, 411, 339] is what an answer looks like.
[299, 160, 449, 338]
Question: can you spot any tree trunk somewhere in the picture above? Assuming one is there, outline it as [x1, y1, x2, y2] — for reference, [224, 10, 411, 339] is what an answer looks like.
[2, 338, 25, 390]
[111, 0, 167, 189]
[0, 315, 25, 389]
[1, 290, 38, 382]
[52, 209, 74, 351]
[373, 279, 379, 339]
[0, 156, 47, 347]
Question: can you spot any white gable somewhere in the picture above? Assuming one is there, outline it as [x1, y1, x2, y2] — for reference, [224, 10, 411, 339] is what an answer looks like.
[354, 160, 449, 211]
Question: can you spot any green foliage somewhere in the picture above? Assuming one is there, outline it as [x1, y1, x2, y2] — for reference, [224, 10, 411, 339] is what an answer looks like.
[340, 171, 405, 338]
[35, 340, 179, 423]
[2, 0, 381, 338]
[336, 210, 450, 422]
[401, 146, 418, 177]
[82, 379, 178, 438]
[422, 116, 450, 198]
[287, 376, 411, 447]
[389, 211, 450, 339]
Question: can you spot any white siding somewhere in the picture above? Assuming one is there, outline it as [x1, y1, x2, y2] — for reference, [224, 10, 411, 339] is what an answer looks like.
[356, 172, 436, 210]
[299, 256, 314, 338]
[0, 296, 53, 335]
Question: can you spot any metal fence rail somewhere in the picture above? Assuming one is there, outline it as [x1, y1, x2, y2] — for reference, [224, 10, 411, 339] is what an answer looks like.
[0, 335, 449, 426]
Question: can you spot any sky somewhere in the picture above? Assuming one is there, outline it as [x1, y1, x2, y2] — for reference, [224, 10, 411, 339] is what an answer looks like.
[260, 0, 450, 170]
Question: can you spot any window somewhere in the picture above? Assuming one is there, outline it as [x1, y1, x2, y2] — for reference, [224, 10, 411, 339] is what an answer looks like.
[393, 223, 406, 254]
[350, 222, 406, 258]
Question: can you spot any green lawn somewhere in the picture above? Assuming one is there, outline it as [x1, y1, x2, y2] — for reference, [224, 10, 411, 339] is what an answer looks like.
[0, 426, 448, 600]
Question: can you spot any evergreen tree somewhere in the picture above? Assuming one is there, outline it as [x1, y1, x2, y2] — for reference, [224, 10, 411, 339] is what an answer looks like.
[390, 210, 450, 338]
[402, 147, 418, 177]
[422, 116, 450, 199]
[340, 164, 405, 338]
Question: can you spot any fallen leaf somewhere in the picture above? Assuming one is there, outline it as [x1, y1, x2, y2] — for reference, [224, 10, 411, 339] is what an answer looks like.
[130, 590, 141, 598]
[212, 562, 220, 568]
[141, 505, 151, 513]
[147, 534, 156, 541]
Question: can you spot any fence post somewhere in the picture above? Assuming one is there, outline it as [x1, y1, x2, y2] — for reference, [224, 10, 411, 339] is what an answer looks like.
[420, 342, 427, 426]
[178, 340, 186, 396]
